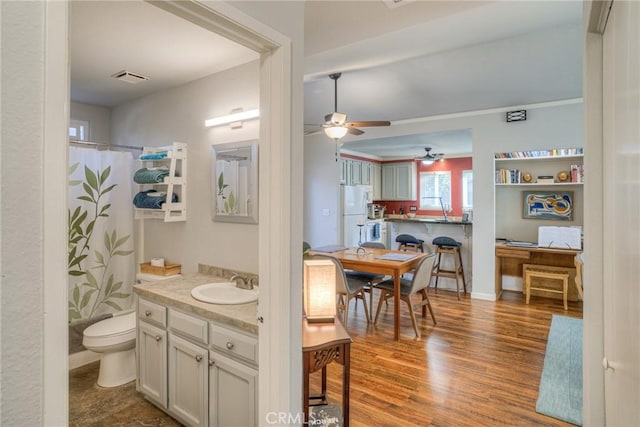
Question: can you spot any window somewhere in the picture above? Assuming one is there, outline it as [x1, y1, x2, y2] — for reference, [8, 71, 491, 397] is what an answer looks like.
[69, 119, 90, 141]
[462, 170, 473, 209]
[419, 171, 451, 210]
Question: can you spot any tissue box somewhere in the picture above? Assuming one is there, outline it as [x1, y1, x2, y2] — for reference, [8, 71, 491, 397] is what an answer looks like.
[140, 262, 181, 276]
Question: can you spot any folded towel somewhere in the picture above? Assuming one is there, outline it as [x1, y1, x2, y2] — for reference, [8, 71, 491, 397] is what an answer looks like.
[373, 222, 380, 239]
[139, 152, 167, 160]
[133, 190, 178, 209]
[133, 167, 170, 184]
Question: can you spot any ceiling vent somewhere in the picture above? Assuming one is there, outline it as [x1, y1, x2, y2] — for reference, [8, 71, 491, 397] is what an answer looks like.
[383, 0, 415, 9]
[111, 70, 149, 84]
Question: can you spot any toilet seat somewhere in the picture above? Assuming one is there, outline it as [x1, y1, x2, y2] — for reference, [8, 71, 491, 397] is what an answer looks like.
[83, 312, 136, 348]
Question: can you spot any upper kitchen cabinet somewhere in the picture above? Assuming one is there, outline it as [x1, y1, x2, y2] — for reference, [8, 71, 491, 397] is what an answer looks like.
[340, 157, 381, 192]
[381, 162, 417, 201]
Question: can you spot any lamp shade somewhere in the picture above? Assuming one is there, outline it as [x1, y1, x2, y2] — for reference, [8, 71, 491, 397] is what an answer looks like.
[422, 159, 434, 165]
[303, 259, 336, 323]
[323, 125, 348, 140]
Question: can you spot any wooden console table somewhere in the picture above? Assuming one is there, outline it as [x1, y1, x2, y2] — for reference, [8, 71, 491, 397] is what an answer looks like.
[495, 242, 581, 300]
[302, 318, 352, 426]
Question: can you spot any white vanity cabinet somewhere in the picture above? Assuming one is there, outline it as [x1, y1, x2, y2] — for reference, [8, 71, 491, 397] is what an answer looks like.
[136, 296, 258, 427]
[137, 298, 168, 408]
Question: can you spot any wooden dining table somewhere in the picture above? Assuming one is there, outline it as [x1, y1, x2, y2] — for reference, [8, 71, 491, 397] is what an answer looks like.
[309, 247, 428, 340]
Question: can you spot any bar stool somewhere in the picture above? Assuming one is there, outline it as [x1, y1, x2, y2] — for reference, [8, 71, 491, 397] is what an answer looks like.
[431, 236, 467, 300]
[395, 234, 425, 252]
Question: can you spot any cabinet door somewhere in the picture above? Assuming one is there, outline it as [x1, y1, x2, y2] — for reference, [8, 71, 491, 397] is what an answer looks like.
[361, 162, 371, 185]
[350, 160, 362, 185]
[169, 334, 209, 427]
[395, 163, 413, 200]
[138, 321, 168, 408]
[371, 163, 381, 200]
[381, 165, 396, 200]
[209, 351, 258, 427]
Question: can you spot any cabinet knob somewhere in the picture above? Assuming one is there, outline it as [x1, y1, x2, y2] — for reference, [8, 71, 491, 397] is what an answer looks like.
[226, 341, 234, 350]
[155, 335, 162, 342]
[145, 310, 152, 317]
[196, 355, 203, 362]
[208, 359, 215, 367]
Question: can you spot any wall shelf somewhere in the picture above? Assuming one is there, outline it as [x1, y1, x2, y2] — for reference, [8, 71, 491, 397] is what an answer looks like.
[134, 142, 187, 222]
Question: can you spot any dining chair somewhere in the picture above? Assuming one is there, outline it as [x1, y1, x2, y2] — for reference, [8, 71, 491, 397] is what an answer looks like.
[310, 254, 370, 328]
[345, 242, 388, 312]
[374, 254, 437, 337]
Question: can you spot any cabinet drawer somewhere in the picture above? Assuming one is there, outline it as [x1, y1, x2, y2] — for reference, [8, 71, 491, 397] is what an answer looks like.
[138, 298, 167, 328]
[210, 324, 258, 365]
[169, 309, 208, 345]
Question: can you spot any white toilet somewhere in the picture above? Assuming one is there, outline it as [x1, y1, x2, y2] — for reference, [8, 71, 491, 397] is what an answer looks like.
[83, 311, 137, 387]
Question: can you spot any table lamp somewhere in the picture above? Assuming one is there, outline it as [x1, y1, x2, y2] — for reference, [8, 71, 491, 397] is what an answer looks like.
[303, 259, 336, 323]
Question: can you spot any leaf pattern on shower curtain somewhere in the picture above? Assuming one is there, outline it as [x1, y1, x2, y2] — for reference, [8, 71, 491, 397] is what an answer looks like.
[68, 148, 135, 322]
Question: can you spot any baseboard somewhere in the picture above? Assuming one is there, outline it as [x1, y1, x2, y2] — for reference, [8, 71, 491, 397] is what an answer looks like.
[470, 291, 497, 301]
[69, 349, 100, 370]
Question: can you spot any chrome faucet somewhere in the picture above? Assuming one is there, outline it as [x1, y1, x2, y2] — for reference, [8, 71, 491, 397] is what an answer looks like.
[230, 273, 253, 290]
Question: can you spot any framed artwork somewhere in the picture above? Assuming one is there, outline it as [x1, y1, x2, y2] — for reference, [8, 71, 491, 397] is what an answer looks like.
[522, 191, 573, 220]
[211, 140, 258, 224]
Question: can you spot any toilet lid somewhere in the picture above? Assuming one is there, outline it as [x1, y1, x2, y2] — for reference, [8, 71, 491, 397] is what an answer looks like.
[84, 312, 136, 338]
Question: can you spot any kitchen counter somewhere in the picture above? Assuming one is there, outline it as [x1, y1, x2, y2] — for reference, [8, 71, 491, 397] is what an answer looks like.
[134, 272, 259, 334]
[384, 217, 472, 225]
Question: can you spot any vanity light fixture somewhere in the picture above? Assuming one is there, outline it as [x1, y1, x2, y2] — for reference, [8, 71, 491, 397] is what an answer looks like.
[303, 259, 337, 323]
[205, 108, 260, 128]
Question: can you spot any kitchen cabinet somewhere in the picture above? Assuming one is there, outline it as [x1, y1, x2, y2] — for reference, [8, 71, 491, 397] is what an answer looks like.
[381, 162, 417, 200]
[371, 163, 381, 200]
[360, 162, 371, 185]
[350, 160, 362, 185]
[136, 296, 258, 427]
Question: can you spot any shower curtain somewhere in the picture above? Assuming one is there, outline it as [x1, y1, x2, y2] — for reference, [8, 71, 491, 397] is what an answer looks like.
[68, 147, 135, 322]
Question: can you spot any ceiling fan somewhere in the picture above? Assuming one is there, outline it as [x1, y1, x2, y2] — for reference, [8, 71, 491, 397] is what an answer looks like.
[305, 72, 391, 140]
[416, 147, 444, 164]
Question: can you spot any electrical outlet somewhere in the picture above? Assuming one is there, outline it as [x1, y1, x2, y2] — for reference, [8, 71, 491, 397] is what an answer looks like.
[409, 206, 417, 211]
[322, 209, 330, 216]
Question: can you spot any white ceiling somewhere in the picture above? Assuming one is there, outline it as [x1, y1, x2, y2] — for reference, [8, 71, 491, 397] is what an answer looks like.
[70, 1, 583, 159]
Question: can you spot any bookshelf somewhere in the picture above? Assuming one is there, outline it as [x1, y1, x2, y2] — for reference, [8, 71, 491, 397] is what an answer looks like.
[495, 149, 583, 186]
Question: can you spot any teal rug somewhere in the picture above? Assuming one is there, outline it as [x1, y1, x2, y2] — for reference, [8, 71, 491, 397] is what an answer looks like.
[536, 315, 583, 425]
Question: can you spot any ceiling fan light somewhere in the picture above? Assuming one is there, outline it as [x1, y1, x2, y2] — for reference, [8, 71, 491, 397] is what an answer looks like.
[422, 159, 435, 165]
[324, 125, 348, 140]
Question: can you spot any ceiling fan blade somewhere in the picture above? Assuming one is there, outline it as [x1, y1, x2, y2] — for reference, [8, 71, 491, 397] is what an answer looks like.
[304, 129, 324, 136]
[347, 127, 364, 136]
[346, 120, 390, 128]
[325, 112, 347, 125]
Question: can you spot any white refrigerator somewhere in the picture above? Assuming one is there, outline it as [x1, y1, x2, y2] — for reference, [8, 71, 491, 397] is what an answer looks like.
[341, 185, 369, 247]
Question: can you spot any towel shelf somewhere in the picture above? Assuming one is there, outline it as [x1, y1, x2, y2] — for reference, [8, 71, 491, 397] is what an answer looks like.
[134, 142, 187, 222]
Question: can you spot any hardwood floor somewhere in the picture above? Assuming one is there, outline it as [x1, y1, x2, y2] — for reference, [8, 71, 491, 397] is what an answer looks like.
[311, 289, 583, 427]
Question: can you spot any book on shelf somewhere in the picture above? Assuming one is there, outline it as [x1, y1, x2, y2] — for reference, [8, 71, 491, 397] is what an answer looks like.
[494, 147, 584, 159]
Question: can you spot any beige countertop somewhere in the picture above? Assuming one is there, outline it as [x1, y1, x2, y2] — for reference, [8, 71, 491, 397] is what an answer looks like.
[134, 272, 259, 335]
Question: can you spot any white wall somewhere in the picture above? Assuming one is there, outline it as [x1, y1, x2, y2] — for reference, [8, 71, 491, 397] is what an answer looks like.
[111, 61, 261, 274]
[305, 101, 584, 300]
[70, 102, 111, 143]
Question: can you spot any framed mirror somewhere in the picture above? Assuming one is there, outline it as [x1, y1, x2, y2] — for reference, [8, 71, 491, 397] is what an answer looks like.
[211, 140, 258, 223]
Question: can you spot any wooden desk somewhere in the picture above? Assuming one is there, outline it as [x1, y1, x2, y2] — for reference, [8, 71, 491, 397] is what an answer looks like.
[310, 248, 427, 340]
[302, 318, 352, 426]
[495, 242, 581, 300]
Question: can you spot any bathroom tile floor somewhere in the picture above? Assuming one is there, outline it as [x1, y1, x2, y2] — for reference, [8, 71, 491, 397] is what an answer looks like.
[69, 361, 182, 426]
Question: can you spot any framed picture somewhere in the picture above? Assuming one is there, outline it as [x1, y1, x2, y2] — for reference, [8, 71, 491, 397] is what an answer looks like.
[522, 191, 573, 220]
[211, 140, 258, 224]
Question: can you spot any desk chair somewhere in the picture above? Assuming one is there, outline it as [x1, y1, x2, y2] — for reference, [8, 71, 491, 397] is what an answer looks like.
[431, 236, 467, 300]
[374, 254, 437, 338]
[345, 242, 387, 313]
[396, 234, 425, 252]
[310, 254, 370, 328]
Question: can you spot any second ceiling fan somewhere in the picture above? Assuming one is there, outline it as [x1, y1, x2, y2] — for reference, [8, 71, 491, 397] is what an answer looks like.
[307, 72, 391, 139]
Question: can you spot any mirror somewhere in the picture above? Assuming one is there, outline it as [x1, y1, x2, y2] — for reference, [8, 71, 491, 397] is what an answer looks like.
[211, 140, 258, 223]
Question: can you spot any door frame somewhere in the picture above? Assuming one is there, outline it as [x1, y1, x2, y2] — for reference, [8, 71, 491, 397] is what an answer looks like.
[43, 0, 299, 423]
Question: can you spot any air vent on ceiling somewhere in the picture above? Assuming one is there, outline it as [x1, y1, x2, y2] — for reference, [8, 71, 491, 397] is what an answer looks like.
[383, 0, 415, 9]
[111, 70, 149, 84]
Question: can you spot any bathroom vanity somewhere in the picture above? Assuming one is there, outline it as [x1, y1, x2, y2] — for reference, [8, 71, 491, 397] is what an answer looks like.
[134, 267, 258, 427]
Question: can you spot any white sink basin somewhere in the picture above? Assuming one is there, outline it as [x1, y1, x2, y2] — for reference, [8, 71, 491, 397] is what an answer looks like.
[191, 282, 258, 305]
